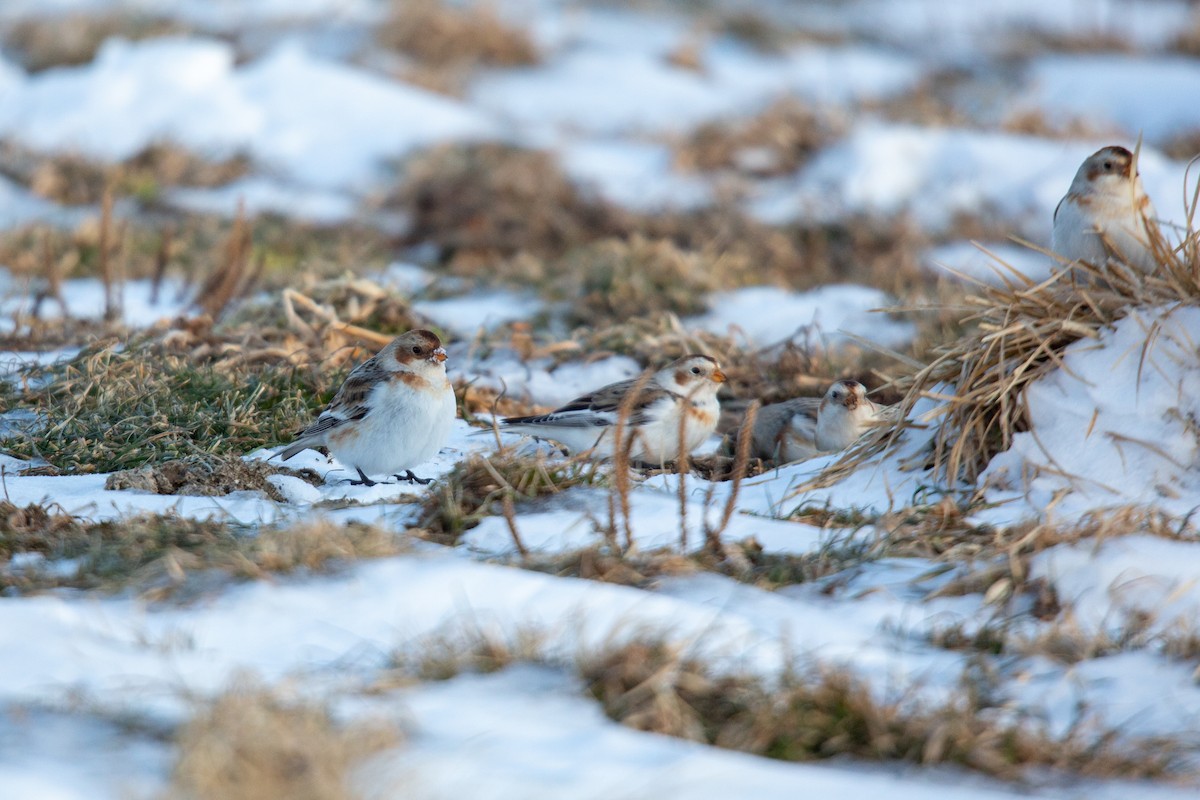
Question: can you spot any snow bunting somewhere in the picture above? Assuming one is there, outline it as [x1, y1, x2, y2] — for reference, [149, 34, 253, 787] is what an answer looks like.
[734, 380, 893, 464]
[499, 355, 726, 463]
[1052, 145, 1160, 274]
[816, 379, 894, 451]
[736, 396, 823, 463]
[280, 329, 455, 486]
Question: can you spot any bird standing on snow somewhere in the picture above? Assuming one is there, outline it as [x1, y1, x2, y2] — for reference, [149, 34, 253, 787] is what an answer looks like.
[734, 380, 894, 464]
[280, 329, 456, 486]
[499, 355, 726, 464]
[1052, 145, 1161, 274]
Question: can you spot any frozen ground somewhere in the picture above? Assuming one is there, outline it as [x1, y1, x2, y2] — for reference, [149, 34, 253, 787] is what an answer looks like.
[1, 0, 1199, 797]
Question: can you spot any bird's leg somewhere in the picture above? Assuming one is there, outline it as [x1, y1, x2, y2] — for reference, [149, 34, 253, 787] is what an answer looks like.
[348, 468, 377, 487]
[395, 469, 433, 485]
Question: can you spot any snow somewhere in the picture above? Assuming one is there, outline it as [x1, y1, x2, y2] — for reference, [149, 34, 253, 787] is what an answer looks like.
[691, 284, 916, 349]
[558, 139, 712, 211]
[1034, 535, 1200, 638]
[371, 665, 1039, 800]
[0, 38, 494, 192]
[845, 0, 1196, 53]
[473, 28, 919, 138]
[979, 306, 1200, 523]
[166, 177, 358, 223]
[2, 1, 1200, 796]
[924, 240, 1055, 284]
[754, 125, 1192, 237]
[414, 292, 543, 337]
[0, 271, 191, 329]
[1017, 55, 1200, 143]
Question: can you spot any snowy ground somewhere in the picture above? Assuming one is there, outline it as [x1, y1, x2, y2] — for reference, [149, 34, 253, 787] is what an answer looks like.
[1, 0, 1199, 797]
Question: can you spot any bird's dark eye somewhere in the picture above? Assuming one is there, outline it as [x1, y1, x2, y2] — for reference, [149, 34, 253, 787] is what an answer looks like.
[691, 366, 701, 375]
[412, 346, 422, 354]
[1103, 160, 1113, 170]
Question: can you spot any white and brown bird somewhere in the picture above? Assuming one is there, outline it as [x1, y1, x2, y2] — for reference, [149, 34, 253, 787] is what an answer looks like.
[734, 380, 894, 464]
[280, 329, 456, 486]
[1051, 144, 1161, 274]
[499, 354, 726, 464]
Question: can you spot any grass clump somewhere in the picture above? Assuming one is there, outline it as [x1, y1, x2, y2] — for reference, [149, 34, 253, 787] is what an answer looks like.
[378, 0, 538, 69]
[578, 637, 1186, 780]
[419, 449, 605, 544]
[1, 12, 184, 72]
[0, 505, 408, 596]
[0, 140, 250, 206]
[557, 235, 730, 326]
[103, 453, 320, 502]
[390, 143, 629, 269]
[0, 341, 338, 473]
[171, 681, 399, 800]
[676, 98, 844, 178]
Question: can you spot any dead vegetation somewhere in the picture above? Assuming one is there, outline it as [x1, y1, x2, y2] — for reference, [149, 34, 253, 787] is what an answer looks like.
[0, 339, 337, 473]
[0, 140, 250, 206]
[389, 143, 629, 269]
[380, 622, 1191, 781]
[418, 449, 606, 545]
[578, 636, 1185, 780]
[809, 196, 1200, 494]
[378, 0, 538, 70]
[675, 98, 846, 178]
[171, 682, 399, 800]
[1, 12, 185, 72]
[0, 503, 408, 596]
[104, 453, 321, 502]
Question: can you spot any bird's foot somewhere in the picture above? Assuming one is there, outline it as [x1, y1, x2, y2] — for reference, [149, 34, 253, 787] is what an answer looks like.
[346, 468, 377, 487]
[395, 469, 433, 485]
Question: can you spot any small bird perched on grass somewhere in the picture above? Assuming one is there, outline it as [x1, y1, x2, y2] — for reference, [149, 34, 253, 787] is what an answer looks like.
[733, 380, 894, 464]
[280, 329, 455, 486]
[498, 354, 726, 464]
[1052, 144, 1161, 274]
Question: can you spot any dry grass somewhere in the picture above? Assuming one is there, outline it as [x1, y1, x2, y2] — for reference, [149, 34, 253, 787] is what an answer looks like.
[577, 636, 1186, 780]
[418, 449, 606, 544]
[1, 12, 185, 72]
[557, 235, 734, 326]
[0, 140, 250, 206]
[998, 26, 1134, 56]
[170, 682, 399, 800]
[675, 98, 845, 178]
[0, 505, 408, 596]
[1162, 129, 1200, 162]
[378, 0, 538, 69]
[812, 199, 1200, 492]
[103, 453, 321, 502]
[0, 339, 337, 473]
[389, 143, 629, 269]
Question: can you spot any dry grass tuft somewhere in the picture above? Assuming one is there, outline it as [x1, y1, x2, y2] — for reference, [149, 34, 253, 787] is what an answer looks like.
[0, 140, 250, 206]
[170, 682, 399, 800]
[675, 98, 845, 178]
[1, 12, 184, 72]
[557, 235, 734, 326]
[816, 204, 1200, 490]
[418, 449, 605, 543]
[1, 340, 337, 473]
[387, 625, 547, 683]
[378, 0, 538, 70]
[389, 143, 629, 269]
[0, 506, 408, 596]
[104, 453, 320, 502]
[578, 636, 1187, 780]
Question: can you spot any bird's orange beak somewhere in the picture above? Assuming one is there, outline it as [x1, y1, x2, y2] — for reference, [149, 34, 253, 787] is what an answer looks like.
[430, 347, 447, 364]
[712, 369, 727, 383]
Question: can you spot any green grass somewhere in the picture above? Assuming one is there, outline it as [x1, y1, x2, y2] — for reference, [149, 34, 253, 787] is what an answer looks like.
[0, 341, 340, 473]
